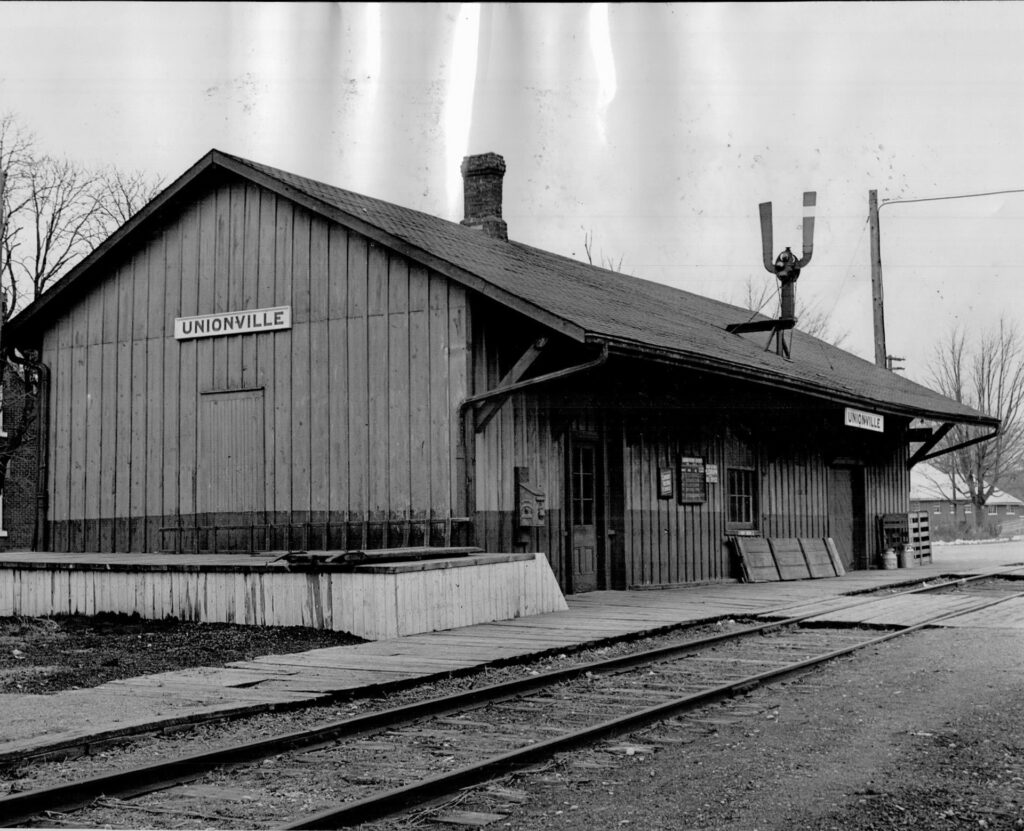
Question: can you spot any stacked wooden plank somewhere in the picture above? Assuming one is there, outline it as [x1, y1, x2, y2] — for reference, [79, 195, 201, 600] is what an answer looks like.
[733, 537, 846, 583]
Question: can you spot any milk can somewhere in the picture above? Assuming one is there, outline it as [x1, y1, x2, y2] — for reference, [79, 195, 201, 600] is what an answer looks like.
[880, 548, 898, 570]
[897, 544, 915, 568]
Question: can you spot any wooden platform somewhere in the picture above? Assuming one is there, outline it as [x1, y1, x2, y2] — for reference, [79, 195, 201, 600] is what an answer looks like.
[0, 551, 568, 640]
[2, 543, 1023, 764]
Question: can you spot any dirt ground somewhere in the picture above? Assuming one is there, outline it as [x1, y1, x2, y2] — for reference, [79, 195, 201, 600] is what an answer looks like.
[453, 625, 1024, 831]
[0, 614, 363, 694]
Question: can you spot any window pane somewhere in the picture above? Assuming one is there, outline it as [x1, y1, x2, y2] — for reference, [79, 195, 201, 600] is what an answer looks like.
[727, 467, 756, 526]
[571, 444, 597, 527]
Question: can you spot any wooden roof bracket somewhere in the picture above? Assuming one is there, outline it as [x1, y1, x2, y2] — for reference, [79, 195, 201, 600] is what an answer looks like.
[907, 422, 999, 468]
[462, 343, 609, 434]
[907, 422, 953, 467]
[473, 337, 549, 432]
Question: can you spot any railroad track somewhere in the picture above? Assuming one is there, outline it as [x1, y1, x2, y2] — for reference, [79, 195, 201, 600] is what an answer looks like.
[3, 569, 1023, 830]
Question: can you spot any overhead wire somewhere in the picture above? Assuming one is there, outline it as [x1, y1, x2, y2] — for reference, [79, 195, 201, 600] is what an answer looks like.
[825, 214, 870, 321]
[880, 187, 1024, 209]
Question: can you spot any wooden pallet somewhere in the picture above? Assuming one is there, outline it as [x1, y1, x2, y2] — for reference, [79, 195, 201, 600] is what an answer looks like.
[880, 512, 932, 564]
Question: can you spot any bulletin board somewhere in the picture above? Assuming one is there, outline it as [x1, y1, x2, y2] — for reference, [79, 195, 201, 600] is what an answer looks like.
[677, 456, 707, 504]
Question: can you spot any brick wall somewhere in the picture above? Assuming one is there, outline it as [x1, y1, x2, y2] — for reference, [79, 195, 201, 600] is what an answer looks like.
[0, 364, 38, 550]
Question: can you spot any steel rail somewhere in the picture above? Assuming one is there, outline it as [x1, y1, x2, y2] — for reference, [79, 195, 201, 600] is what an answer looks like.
[284, 585, 1024, 829]
[1, 567, 1020, 828]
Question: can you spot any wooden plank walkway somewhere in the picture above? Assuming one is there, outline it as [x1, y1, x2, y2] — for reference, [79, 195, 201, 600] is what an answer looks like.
[787, 593, 991, 627]
[936, 596, 1024, 629]
[3, 544, 1023, 762]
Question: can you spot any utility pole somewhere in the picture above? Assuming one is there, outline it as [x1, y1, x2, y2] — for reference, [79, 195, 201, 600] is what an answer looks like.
[868, 189, 887, 369]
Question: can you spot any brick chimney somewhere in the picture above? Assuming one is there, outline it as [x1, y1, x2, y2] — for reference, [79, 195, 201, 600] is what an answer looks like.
[460, 153, 507, 240]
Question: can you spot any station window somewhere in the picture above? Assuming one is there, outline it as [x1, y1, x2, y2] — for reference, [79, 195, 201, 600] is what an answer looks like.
[727, 467, 758, 529]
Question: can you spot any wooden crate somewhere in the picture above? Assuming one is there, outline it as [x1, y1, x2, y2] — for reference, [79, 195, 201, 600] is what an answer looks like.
[879, 512, 932, 565]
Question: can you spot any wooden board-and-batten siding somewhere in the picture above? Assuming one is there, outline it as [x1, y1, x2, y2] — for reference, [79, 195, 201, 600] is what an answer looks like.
[42, 180, 469, 553]
[619, 419, 911, 588]
[0, 553, 568, 640]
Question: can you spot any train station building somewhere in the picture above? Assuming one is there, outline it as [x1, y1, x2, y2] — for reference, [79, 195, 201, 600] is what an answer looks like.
[2, 150, 998, 595]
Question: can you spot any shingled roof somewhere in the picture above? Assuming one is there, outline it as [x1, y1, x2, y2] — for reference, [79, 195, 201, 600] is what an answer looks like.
[6, 149, 997, 428]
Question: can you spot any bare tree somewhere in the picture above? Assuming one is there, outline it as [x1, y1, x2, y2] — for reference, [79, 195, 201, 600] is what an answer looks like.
[93, 165, 162, 228]
[0, 113, 163, 516]
[14, 156, 105, 304]
[926, 318, 1024, 525]
[0, 113, 162, 318]
[735, 275, 850, 348]
[798, 304, 851, 348]
[581, 228, 625, 273]
[0, 114, 34, 316]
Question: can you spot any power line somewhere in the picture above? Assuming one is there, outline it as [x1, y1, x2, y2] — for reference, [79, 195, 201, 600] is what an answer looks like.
[826, 215, 870, 320]
[880, 187, 1024, 210]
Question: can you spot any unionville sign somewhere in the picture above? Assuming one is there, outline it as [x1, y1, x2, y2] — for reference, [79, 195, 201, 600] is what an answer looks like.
[844, 406, 884, 433]
[174, 306, 292, 340]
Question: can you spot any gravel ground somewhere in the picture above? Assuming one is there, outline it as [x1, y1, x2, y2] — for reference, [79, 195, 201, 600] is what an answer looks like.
[386, 625, 1024, 831]
[0, 613, 363, 694]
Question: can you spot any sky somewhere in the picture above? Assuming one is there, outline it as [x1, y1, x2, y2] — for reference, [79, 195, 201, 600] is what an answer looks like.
[1, 2, 1023, 386]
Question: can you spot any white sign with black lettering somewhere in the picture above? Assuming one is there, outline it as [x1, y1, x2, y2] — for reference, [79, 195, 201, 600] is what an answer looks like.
[844, 407, 884, 433]
[174, 306, 292, 341]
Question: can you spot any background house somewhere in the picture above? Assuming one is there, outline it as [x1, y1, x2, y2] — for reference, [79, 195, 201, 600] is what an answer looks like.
[910, 462, 1024, 540]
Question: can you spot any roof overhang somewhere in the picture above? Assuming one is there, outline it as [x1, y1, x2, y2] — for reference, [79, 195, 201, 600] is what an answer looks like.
[592, 335, 1000, 430]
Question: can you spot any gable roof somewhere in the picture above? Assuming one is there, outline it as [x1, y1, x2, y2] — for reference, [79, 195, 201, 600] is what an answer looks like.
[6, 149, 997, 428]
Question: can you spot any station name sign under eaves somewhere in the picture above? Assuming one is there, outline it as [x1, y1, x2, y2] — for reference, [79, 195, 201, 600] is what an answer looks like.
[174, 306, 292, 341]
[844, 407, 884, 433]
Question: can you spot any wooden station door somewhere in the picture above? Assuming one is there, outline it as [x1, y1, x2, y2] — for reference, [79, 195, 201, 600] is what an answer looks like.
[828, 466, 866, 570]
[567, 433, 601, 593]
[197, 389, 266, 549]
